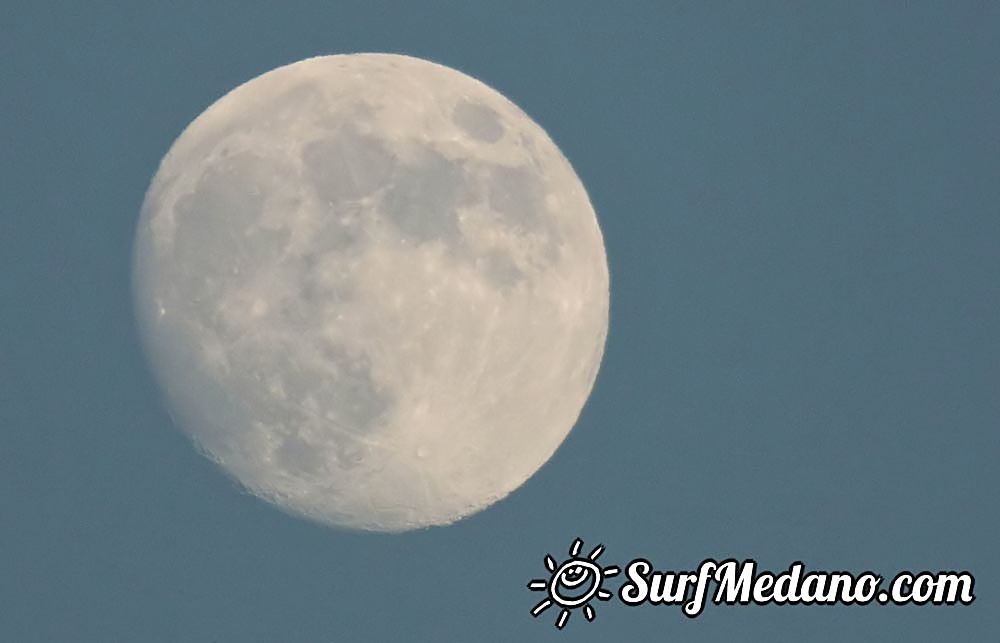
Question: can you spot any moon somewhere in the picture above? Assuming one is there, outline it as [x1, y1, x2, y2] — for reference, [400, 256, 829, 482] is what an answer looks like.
[132, 53, 608, 532]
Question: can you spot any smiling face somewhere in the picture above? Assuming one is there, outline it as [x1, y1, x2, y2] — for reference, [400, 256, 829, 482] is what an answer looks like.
[550, 559, 601, 607]
[560, 564, 590, 587]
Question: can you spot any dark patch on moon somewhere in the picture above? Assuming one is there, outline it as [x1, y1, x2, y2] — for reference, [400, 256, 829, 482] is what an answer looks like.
[311, 202, 366, 251]
[302, 126, 396, 203]
[469, 250, 521, 287]
[275, 434, 327, 474]
[252, 343, 392, 474]
[487, 164, 546, 229]
[274, 252, 356, 331]
[171, 152, 290, 303]
[296, 344, 391, 434]
[453, 98, 505, 143]
[381, 145, 470, 243]
[269, 82, 327, 125]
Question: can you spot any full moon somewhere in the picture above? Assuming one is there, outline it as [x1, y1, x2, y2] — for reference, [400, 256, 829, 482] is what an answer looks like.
[133, 54, 608, 531]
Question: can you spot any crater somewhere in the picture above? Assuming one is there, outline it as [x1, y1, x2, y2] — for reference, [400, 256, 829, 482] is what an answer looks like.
[334, 441, 370, 470]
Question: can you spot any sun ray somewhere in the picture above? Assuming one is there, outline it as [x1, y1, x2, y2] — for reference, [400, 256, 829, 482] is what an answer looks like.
[588, 544, 605, 561]
[531, 599, 552, 616]
[584, 604, 595, 621]
[527, 580, 548, 591]
[603, 565, 620, 577]
[598, 589, 614, 600]
[556, 609, 570, 629]
[544, 555, 557, 572]
[569, 538, 582, 557]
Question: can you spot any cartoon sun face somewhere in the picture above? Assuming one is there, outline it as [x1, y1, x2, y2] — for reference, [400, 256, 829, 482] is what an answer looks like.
[552, 559, 601, 605]
[528, 538, 620, 629]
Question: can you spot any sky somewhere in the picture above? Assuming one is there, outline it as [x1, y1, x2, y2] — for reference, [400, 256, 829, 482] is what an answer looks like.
[2, 1, 998, 641]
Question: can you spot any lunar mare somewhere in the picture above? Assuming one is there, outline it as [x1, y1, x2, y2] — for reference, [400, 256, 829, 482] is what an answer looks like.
[133, 54, 608, 531]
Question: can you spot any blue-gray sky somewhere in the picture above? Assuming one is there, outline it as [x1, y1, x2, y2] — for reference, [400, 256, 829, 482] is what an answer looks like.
[2, 2, 998, 640]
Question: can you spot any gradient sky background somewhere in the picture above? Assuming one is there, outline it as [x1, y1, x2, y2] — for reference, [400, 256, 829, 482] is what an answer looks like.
[2, 2, 998, 641]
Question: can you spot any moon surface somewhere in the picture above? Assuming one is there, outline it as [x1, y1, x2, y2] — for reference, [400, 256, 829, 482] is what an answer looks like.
[132, 53, 608, 532]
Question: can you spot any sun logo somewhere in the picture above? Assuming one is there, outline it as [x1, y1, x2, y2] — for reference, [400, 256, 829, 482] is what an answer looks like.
[527, 537, 620, 629]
